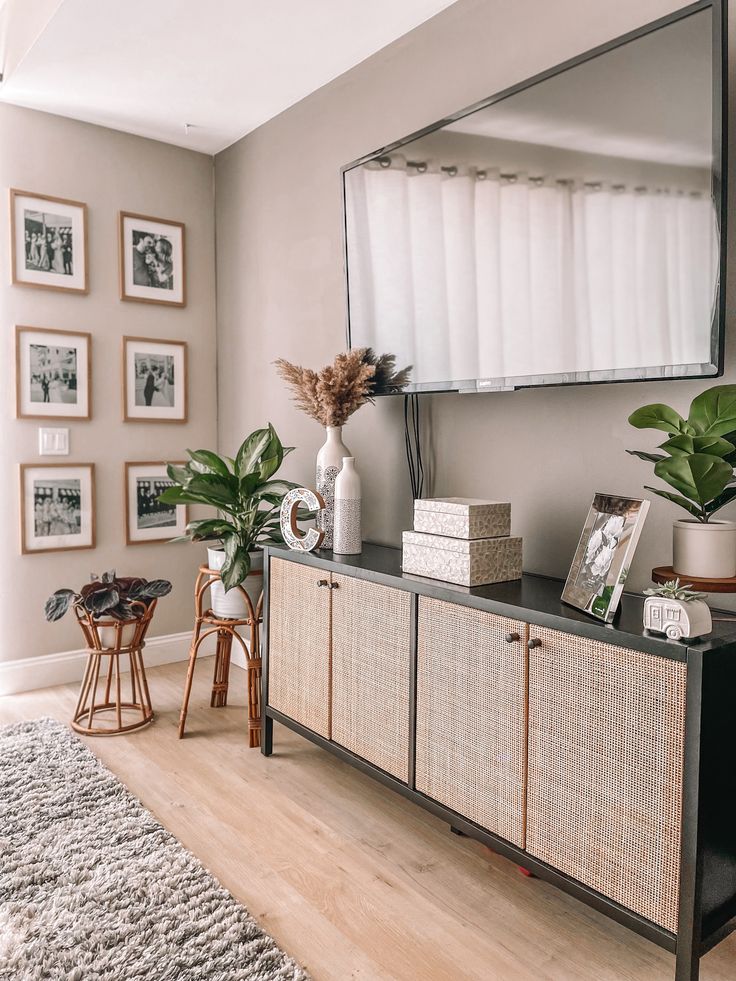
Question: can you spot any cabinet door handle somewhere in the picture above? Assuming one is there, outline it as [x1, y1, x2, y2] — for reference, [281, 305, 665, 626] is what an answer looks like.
[328, 582, 340, 590]
[528, 637, 542, 650]
[316, 579, 329, 588]
[505, 632, 520, 643]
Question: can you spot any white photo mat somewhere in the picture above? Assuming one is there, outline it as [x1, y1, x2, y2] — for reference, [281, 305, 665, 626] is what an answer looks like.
[125, 462, 187, 544]
[21, 464, 95, 554]
[120, 213, 185, 306]
[16, 326, 90, 420]
[11, 190, 87, 293]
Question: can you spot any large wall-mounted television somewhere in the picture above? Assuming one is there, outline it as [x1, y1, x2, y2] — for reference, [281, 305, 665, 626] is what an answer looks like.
[342, 0, 726, 394]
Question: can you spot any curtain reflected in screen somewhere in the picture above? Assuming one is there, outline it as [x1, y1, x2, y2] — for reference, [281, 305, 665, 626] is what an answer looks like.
[344, 7, 719, 390]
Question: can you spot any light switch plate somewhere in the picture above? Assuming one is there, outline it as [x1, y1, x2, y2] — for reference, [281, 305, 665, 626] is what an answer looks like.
[38, 427, 70, 456]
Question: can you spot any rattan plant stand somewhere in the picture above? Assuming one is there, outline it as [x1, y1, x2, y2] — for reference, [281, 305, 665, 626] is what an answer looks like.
[178, 566, 263, 747]
[72, 600, 156, 736]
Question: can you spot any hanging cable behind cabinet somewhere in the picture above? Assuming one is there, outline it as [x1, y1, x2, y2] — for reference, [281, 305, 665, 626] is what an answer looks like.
[404, 393, 425, 501]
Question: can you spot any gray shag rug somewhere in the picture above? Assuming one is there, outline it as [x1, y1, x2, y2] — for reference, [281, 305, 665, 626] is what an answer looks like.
[0, 718, 309, 980]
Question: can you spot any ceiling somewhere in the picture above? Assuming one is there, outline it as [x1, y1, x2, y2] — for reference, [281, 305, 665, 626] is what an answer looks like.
[0, 0, 458, 155]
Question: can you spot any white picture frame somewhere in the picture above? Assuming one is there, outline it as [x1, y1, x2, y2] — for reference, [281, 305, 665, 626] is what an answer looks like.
[122, 336, 188, 423]
[119, 211, 186, 306]
[15, 325, 91, 420]
[10, 189, 88, 294]
[20, 463, 95, 554]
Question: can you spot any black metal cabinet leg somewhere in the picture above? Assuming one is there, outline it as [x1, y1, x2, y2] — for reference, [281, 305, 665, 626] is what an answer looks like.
[261, 715, 273, 756]
[674, 944, 699, 981]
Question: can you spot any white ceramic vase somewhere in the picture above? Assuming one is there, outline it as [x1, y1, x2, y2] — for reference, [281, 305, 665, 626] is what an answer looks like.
[672, 519, 736, 579]
[316, 426, 351, 550]
[207, 546, 263, 619]
[333, 457, 362, 555]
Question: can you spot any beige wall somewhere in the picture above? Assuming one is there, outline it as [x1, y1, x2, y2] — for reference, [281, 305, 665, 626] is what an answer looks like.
[0, 103, 217, 660]
[214, 0, 736, 608]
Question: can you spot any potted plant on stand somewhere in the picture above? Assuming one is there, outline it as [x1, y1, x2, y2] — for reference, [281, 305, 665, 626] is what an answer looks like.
[628, 384, 736, 578]
[159, 424, 298, 619]
[45, 571, 172, 643]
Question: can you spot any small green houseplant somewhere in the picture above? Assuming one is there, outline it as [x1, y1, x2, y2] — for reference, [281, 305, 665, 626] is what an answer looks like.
[159, 424, 298, 615]
[628, 384, 736, 578]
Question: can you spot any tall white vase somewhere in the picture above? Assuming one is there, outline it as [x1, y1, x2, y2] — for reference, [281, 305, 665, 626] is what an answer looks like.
[316, 426, 351, 549]
[334, 457, 362, 555]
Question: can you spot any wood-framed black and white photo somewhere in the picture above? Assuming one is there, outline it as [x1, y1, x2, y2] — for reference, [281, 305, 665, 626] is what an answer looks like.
[125, 462, 187, 545]
[562, 493, 650, 623]
[122, 336, 187, 422]
[119, 211, 185, 306]
[10, 189, 88, 294]
[15, 325, 91, 420]
[20, 463, 95, 554]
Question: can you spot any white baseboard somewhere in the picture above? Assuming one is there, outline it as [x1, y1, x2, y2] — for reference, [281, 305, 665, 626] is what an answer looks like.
[0, 631, 195, 697]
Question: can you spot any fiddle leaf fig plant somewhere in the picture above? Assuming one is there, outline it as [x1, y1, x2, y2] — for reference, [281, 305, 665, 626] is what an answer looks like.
[628, 385, 736, 522]
[158, 423, 300, 591]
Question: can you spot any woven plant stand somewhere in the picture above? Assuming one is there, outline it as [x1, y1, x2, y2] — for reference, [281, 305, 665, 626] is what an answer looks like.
[178, 566, 263, 747]
[72, 599, 157, 736]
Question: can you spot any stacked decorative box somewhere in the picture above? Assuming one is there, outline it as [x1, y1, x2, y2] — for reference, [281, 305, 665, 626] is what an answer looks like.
[402, 497, 522, 587]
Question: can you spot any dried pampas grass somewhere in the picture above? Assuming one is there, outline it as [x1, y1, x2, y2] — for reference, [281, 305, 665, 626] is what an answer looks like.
[275, 348, 412, 427]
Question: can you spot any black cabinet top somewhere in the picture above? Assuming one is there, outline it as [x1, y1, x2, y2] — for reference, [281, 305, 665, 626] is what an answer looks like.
[265, 542, 736, 661]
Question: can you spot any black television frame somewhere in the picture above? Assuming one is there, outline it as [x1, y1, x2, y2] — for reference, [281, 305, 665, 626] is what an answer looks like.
[341, 0, 727, 395]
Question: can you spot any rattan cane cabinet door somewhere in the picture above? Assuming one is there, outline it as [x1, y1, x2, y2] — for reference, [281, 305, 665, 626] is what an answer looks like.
[415, 596, 528, 847]
[331, 574, 412, 781]
[267, 557, 331, 738]
[526, 627, 686, 932]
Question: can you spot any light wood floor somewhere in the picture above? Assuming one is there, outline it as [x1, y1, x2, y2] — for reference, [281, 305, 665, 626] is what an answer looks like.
[1, 659, 734, 981]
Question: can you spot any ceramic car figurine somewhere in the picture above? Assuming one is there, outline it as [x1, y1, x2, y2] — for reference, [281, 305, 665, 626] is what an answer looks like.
[642, 579, 712, 641]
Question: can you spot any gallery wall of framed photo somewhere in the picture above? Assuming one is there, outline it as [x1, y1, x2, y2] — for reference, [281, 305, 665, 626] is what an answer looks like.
[0, 102, 218, 660]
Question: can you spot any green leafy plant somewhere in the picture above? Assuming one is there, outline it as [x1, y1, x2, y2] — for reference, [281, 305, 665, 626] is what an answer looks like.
[45, 571, 172, 622]
[158, 424, 299, 591]
[628, 385, 736, 523]
[643, 578, 707, 602]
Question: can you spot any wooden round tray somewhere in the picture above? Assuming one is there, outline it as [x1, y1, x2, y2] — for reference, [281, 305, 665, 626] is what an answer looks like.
[651, 565, 736, 593]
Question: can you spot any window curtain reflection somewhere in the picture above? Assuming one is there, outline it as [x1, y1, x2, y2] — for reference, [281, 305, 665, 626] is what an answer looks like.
[345, 164, 718, 384]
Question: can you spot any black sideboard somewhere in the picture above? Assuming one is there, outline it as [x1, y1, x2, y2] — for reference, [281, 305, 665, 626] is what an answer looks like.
[261, 543, 736, 981]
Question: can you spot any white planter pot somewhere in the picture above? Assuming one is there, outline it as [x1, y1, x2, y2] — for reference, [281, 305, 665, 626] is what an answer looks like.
[672, 519, 736, 579]
[643, 595, 712, 641]
[316, 426, 351, 550]
[97, 622, 138, 650]
[207, 547, 263, 619]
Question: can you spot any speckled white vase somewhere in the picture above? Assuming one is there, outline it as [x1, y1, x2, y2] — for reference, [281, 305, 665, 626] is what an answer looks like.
[316, 426, 351, 550]
[333, 457, 362, 555]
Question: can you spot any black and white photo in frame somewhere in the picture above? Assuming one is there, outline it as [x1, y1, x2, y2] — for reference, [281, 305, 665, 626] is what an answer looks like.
[15, 325, 91, 420]
[119, 212, 185, 306]
[562, 493, 650, 623]
[125, 462, 187, 544]
[20, 463, 95, 554]
[10, 189, 88, 294]
[122, 336, 187, 422]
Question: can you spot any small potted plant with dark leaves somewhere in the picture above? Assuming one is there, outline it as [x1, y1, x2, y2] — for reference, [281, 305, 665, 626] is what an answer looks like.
[158, 423, 299, 619]
[628, 384, 736, 578]
[642, 578, 711, 641]
[45, 571, 172, 649]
